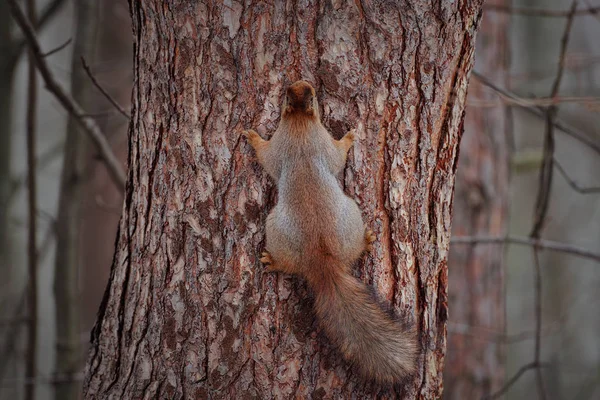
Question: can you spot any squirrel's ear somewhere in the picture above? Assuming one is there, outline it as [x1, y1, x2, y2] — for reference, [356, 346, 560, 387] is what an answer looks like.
[282, 94, 291, 115]
[306, 94, 317, 116]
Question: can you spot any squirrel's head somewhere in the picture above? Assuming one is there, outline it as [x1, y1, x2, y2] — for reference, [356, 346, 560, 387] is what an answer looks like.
[282, 81, 319, 120]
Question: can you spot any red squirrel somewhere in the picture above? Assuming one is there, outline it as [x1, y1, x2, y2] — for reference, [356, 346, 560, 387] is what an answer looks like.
[243, 80, 417, 383]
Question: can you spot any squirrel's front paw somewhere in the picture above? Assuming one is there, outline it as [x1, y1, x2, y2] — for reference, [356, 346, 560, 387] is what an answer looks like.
[242, 129, 263, 148]
[343, 129, 356, 143]
[339, 130, 356, 150]
[242, 129, 259, 139]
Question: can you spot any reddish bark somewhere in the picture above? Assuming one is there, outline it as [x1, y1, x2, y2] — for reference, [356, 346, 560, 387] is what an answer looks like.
[84, 1, 484, 398]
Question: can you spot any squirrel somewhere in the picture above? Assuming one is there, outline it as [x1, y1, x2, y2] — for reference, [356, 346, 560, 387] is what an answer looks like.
[243, 80, 418, 384]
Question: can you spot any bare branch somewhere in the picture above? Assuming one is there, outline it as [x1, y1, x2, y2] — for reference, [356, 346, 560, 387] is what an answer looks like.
[549, 3, 578, 98]
[553, 158, 600, 194]
[81, 57, 130, 119]
[483, 362, 550, 400]
[484, 4, 599, 18]
[531, 0, 578, 238]
[7, 0, 127, 191]
[467, 95, 600, 108]
[585, 0, 600, 21]
[11, 0, 68, 61]
[529, 110, 554, 238]
[451, 235, 600, 263]
[472, 72, 600, 157]
[41, 37, 71, 57]
[530, 20, 577, 400]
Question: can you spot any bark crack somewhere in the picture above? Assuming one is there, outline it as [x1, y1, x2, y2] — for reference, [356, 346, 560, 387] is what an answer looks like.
[143, 122, 164, 239]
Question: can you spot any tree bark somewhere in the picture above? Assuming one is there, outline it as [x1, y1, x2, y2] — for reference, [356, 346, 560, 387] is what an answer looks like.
[83, 1, 484, 398]
[444, 2, 511, 399]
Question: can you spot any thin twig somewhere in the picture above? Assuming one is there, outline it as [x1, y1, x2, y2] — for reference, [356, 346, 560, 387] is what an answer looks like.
[585, 0, 600, 21]
[467, 95, 600, 108]
[81, 57, 130, 119]
[450, 235, 600, 263]
[484, 4, 599, 17]
[529, 110, 555, 238]
[553, 158, 600, 194]
[529, 4, 578, 399]
[6, 0, 126, 191]
[472, 72, 600, 157]
[561, 146, 593, 183]
[11, 0, 68, 62]
[483, 362, 549, 400]
[41, 37, 71, 57]
[550, 4, 578, 99]
[505, 54, 600, 83]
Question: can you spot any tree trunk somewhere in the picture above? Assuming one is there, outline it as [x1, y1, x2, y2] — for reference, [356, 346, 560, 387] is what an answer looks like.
[24, 0, 39, 398]
[83, 1, 484, 398]
[0, 0, 17, 286]
[54, 1, 98, 399]
[444, 3, 511, 399]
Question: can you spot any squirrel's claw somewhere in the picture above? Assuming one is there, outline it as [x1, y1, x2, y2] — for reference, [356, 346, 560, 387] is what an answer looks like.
[242, 129, 259, 139]
[260, 251, 280, 273]
[364, 229, 376, 252]
[345, 129, 356, 142]
[242, 129, 264, 149]
[260, 251, 272, 264]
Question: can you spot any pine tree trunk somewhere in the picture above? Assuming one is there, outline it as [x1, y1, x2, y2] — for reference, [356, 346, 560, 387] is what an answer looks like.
[83, 1, 484, 398]
[444, 3, 511, 398]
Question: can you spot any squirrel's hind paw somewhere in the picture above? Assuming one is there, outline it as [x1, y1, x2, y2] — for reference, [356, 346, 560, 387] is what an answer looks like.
[260, 251, 279, 272]
[364, 229, 376, 252]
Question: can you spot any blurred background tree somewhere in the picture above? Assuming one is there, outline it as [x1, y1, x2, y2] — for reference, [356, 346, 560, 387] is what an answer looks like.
[0, 0, 129, 399]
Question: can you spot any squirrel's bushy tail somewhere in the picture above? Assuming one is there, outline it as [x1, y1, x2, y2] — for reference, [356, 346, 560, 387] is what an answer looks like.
[310, 263, 418, 383]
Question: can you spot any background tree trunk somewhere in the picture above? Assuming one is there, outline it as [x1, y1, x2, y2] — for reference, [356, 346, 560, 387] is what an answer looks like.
[83, 1, 483, 398]
[0, 0, 66, 288]
[0, 1, 16, 280]
[54, 1, 98, 399]
[444, 2, 510, 399]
